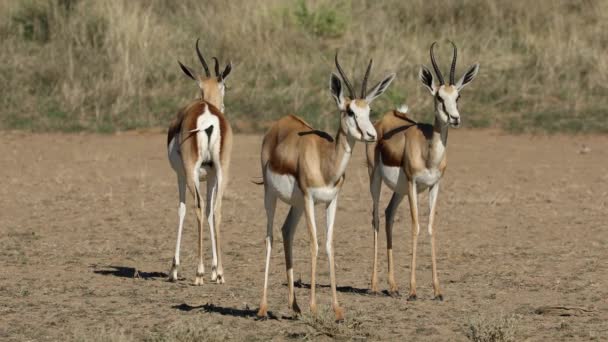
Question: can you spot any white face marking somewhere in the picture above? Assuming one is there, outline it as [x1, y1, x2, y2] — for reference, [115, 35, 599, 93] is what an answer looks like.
[343, 102, 377, 142]
[437, 87, 461, 127]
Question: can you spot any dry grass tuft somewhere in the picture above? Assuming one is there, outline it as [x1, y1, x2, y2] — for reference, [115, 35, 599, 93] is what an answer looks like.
[299, 306, 372, 340]
[466, 313, 519, 342]
[1, 0, 607, 133]
[71, 321, 231, 342]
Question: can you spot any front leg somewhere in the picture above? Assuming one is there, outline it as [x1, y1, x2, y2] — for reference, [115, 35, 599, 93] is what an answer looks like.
[303, 195, 319, 315]
[428, 182, 442, 300]
[326, 196, 344, 321]
[407, 180, 420, 300]
[369, 165, 382, 294]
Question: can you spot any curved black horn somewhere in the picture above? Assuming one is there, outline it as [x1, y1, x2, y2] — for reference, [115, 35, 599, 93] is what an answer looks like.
[212, 57, 220, 78]
[335, 52, 355, 99]
[360, 59, 373, 98]
[449, 41, 457, 85]
[195, 38, 211, 77]
[430, 42, 445, 85]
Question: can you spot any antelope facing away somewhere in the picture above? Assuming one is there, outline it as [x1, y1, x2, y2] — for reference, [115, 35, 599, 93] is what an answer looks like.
[366, 42, 479, 300]
[166, 39, 233, 285]
[257, 53, 395, 320]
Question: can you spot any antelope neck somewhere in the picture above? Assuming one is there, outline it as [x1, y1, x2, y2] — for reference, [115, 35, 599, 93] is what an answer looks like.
[428, 116, 449, 168]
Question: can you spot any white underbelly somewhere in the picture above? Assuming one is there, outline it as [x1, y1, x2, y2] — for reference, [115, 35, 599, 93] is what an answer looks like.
[308, 186, 339, 203]
[414, 169, 442, 190]
[379, 160, 408, 195]
[264, 167, 340, 204]
[379, 157, 441, 194]
[265, 167, 302, 205]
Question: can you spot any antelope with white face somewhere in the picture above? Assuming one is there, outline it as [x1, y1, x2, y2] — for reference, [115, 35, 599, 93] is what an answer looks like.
[366, 42, 479, 300]
[167, 39, 233, 285]
[256, 53, 395, 321]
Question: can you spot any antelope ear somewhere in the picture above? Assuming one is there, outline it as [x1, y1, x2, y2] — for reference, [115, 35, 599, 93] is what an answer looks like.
[365, 73, 396, 103]
[221, 61, 232, 81]
[178, 61, 197, 81]
[330, 72, 346, 111]
[419, 65, 437, 95]
[455, 63, 479, 91]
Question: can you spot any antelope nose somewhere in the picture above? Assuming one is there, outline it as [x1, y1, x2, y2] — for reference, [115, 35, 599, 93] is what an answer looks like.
[367, 131, 376, 141]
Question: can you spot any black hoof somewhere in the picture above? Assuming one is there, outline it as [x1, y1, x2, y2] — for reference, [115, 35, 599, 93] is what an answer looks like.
[407, 294, 417, 301]
[434, 294, 444, 301]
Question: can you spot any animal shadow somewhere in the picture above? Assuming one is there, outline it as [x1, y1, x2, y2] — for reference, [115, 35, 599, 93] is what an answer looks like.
[292, 279, 373, 295]
[92, 265, 167, 280]
[172, 303, 280, 320]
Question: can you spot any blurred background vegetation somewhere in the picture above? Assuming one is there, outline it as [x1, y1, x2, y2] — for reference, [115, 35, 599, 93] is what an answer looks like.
[0, 0, 606, 133]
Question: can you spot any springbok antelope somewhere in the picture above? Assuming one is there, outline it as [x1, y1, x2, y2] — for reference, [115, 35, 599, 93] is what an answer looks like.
[256, 53, 395, 320]
[366, 42, 479, 300]
[166, 39, 233, 285]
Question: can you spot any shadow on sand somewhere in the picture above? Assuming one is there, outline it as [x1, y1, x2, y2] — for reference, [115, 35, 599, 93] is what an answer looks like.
[290, 279, 391, 296]
[172, 303, 282, 320]
[92, 265, 167, 280]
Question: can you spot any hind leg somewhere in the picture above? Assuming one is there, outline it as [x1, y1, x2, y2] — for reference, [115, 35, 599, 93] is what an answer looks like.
[169, 172, 187, 281]
[282, 206, 303, 315]
[186, 167, 205, 286]
[385, 192, 405, 295]
[211, 168, 226, 284]
[205, 169, 220, 283]
[257, 188, 277, 318]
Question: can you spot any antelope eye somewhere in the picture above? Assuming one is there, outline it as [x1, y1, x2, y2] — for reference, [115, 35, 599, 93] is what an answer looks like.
[437, 95, 444, 103]
[346, 108, 354, 117]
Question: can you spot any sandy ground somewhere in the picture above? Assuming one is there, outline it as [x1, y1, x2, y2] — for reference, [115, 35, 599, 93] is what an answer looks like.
[0, 131, 606, 341]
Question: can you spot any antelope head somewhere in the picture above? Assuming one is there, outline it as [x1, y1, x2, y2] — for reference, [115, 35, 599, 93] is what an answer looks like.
[330, 53, 395, 143]
[419, 42, 479, 128]
[178, 38, 232, 112]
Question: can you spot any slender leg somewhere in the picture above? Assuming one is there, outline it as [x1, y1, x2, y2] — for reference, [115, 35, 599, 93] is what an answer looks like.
[369, 166, 382, 293]
[385, 191, 405, 295]
[213, 169, 226, 284]
[428, 182, 443, 300]
[257, 188, 277, 318]
[326, 197, 344, 321]
[193, 169, 206, 286]
[169, 173, 187, 281]
[407, 180, 419, 300]
[303, 195, 319, 315]
[205, 170, 219, 283]
[281, 206, 303, 315]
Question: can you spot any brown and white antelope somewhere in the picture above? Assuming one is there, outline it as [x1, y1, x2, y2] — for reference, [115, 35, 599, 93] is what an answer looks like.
[366, 42, 479, 300]
[167, 39, 233, 285]
[257, 53, 395, 320]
